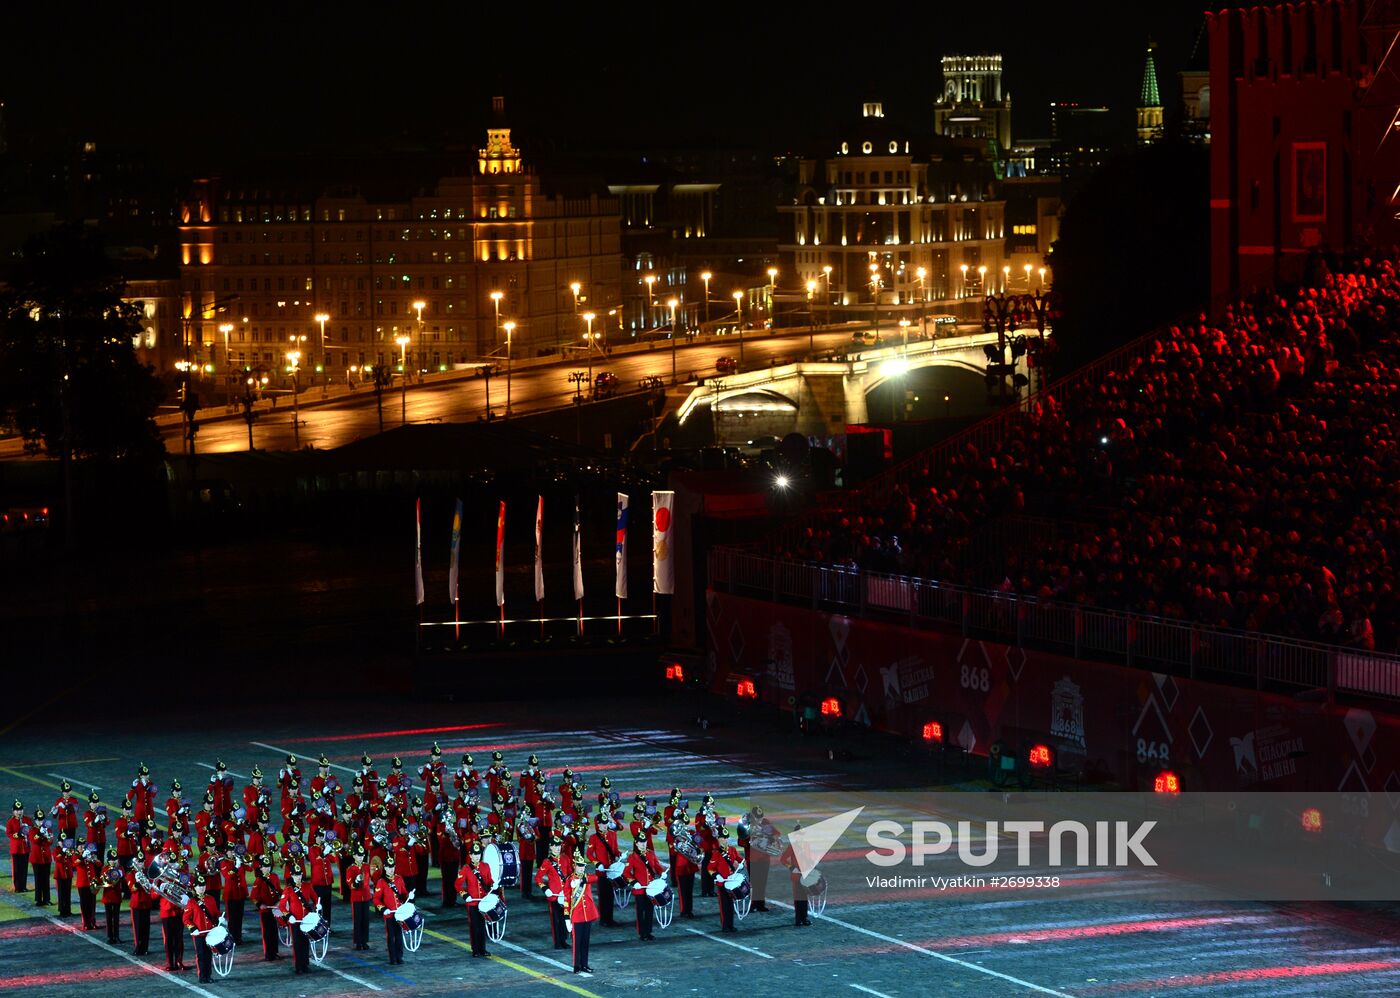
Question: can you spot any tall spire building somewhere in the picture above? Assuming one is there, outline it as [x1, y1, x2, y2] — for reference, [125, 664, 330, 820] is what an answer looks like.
[1137, 41, 1164, 144]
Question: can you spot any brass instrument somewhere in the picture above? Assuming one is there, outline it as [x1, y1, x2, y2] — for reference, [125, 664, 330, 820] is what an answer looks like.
[139, 857, 191, 908]
[671, 819, 703, 863]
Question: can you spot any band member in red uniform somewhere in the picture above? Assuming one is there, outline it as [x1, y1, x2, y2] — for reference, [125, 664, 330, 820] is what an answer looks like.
[249, 853, 282, 961]
[184, 873, 219, 984]
[346, 845, 372, 951]
[219, 844, 248, 943]
[709, 826, 744, 933]
[310, 755, 339, 808]
[126, 849, 154, 954]
[534, 836, 567, 949]
[208, 760, 234, 819]
[28, 806, 50, 907]
[373, 854, 408, 965]
[695, 797, 717, 897]
[585, 814, 621, 928]
[75, 844, 99, 929]
[53, 839, 75, 918]
[278, 755, 301, 794]
[564, 847, 599, 975]
[778, 823, 812, 926]
[157, 852, 187, 970]
[437, 815, 462, 908]
[411, 825, 430, 896]
[164, 779, 184, 833]
[515, 801, 538, 899]
[310, 828, 336, 927]
[385, 756, 409, 802]
[456, 840, 492, 957]
[52, 781, 79, 844]
[114, 801, 138, 872]
[243, 766, 268, 818]
[281, 778, 305, 825]
[357, 755, 380, 804]
[744, 805, 777, 912]
[126, 764, 157, 824]
[100, 846, 125, 943]
[7, 800, 30, 892]
[419, 742, 445, 794]
[279, 865, 318, 974]
[625, 836, 665, 940]
[669, 804, 699, 919]
[334, 803, 355, 902]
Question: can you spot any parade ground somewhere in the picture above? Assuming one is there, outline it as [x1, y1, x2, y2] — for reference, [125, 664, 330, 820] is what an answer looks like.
[0, 694, 1397, 998]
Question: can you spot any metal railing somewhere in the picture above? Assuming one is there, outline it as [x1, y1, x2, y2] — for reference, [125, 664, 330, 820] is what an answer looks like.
[709, 548, 1400, 701]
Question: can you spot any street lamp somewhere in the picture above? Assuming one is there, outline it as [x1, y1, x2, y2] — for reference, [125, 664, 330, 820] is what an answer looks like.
[977, 265, 988, 298]
[960, 263, 969, 299]
[313, 312, 330, 396]
[805, 280, 817, 352]
[569, 282, 581, 352]
[822, 264, 833, 331]
[503, 320, 515, 416]
[395, 334, 410, 422]
[1023, 262, 1033, 290]
[869, 261, 882, 342]
[582, 311, 596, 385]
[490, 290, 503, 358]
[285, 349, 302, 449]
[1038, 266, 1047, 290]
[644, 274, 656, 329]
[667, 298, 679, 383]
[700, 270, 712, 326]
[218, 321, 233, 371]
[766, 267, 778, 324]
[1002, 265, 1011, 293]
[899, 318, 911, 356]
[412, 300, 426, 383]
[732, 290, 745, 364]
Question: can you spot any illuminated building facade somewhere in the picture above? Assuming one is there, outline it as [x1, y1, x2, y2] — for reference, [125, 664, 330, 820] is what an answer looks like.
[934, 56, 1013, 152]
[177, 98, 621, 381]
[1137, 42, 1165, 144]
[781, 102, 1007, 314]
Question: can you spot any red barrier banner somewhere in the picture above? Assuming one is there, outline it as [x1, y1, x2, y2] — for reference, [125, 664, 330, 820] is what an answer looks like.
[707, 591, 1400, 796]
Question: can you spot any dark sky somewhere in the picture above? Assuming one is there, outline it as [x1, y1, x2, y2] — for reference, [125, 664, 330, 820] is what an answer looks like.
[5, 1, 1213, 168]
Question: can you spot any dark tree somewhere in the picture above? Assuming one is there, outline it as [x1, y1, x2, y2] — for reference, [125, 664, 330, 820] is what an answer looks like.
[0, 226, 165, 462]
[1050, 141, 1209, 372]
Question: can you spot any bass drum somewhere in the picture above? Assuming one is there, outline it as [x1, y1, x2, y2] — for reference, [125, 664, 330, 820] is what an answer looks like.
[483, 842, 520, 889]
[205, 924, 236, 978]
[480, 892, 508, 943]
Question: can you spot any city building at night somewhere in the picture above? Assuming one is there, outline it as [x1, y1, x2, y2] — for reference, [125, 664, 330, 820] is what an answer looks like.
[1137, 41, 1165, 144]
[780, 101, 1007, 319]
[933, 55, 1013, 152]
[177, 98, 622, 386]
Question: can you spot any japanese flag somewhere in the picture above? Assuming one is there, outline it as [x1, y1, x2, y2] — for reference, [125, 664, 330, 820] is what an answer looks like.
[494, 501, 506, 608]
[652, 491, 675, 595]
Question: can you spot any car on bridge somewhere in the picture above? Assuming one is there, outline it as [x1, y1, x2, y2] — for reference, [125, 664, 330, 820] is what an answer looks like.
[715, 355, 738, 374]
[593, 371, 619, 398]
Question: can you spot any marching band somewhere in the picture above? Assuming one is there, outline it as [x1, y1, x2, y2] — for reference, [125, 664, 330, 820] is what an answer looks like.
[4, 741, 825, 979]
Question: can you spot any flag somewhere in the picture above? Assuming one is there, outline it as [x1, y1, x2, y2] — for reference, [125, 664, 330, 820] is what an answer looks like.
[652, 490, 675, 595]
[494, 500, 506, 608]
[448, 498, 463, 605]
[533, 495, 545, 603]
[414, 497, 425, 606]
[614, 492, 628, 599]
[572, 497, 584, 602]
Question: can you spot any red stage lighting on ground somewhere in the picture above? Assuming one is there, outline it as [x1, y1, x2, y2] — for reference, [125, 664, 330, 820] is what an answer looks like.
[735, 679, 757, 699]
[922, 721, 944, 743]
[1028, 744, 1053, 768]
[820, 696, 842, 718]
[1153, 770, 1181, 794]
[1301, 807, 1323, 833]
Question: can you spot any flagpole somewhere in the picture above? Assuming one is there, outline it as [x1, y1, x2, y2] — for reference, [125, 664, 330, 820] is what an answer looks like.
[453, 598, 459, 641]
[617, 597, 622, 637]
[539, 600, 544, 640]
[499, 604, 504, 640]
[577, 598, 583, 637]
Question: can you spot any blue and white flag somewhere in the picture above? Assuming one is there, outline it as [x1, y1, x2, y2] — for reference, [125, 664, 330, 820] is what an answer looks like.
[614, 493, 629, 599]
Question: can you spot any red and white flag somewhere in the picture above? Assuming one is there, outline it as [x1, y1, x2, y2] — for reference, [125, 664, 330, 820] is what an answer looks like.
[533, 495, 545, 603]
[652, 490, 675, 595]
[494, 501, 506, 608]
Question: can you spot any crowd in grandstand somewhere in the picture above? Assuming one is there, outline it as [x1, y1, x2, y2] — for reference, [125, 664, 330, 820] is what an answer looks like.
[788, 250, 1400, 651]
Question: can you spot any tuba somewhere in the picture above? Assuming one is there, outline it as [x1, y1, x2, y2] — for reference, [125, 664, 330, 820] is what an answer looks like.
[671, 819, 703, 863]
[138, 857, 191, 908]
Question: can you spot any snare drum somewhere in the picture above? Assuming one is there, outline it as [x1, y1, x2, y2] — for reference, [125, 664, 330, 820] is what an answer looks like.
[299, 910, 330, 942]
[645, 878, 674, 908]
[479, 892, 506, 924]
[604, 859, 627, 883]
[393, 901, 424, 932]
[723, 873, 751, 902]
[205, 924, 234, 955]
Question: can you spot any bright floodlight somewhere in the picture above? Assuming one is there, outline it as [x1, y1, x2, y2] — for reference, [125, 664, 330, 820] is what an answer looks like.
[881, 358, 909, 377]
[775, 474, 790, 489]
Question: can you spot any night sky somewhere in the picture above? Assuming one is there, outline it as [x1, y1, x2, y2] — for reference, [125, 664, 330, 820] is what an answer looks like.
[6, 2, 1212, 168]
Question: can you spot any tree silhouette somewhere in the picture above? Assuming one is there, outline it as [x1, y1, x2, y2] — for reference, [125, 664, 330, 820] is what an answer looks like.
[0, 226, 165, 462]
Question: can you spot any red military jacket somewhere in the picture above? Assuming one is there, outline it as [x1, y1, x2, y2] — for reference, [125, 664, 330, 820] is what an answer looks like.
[586, 829, 620, 871]
[165, 796, 184, 829]
[452, 765, 479, 793]
[126, 781, 157, 823]
[53, 794, 79, 834]
[310, 773, 340, 805]
[709, 844, 743, 881]
[778, 841, 809, 899]
[219, 857, 248, 901]
[436, 827, 461, 866]
[73, 855, 97, 888]
[28, 827, 51, 865]
[6, 815, 30, 856]
[196, 853, 223, 895]
[310, 849, 337, 888]
[278, 881, 317, 921]
[372, 873, 406, 915]
[346, 862, 373, 902]
[183, 893, 219, 934]
[455, 862, 491, 904]
[114, 817, 137, 858]
[53, 848, 75, 881]
[249, 870, 282, 908]
[624, 847, 664, 894]
[99, 863, 125, 905]
[158, 863, 189, 919]
[534, 856, 564, 898]
[209, 775, 234, 817]
[126, 867, 155, 910]
[84, 807, 107, 846]
[565, 872, 600, 924]
[242, 782, 267, 816]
